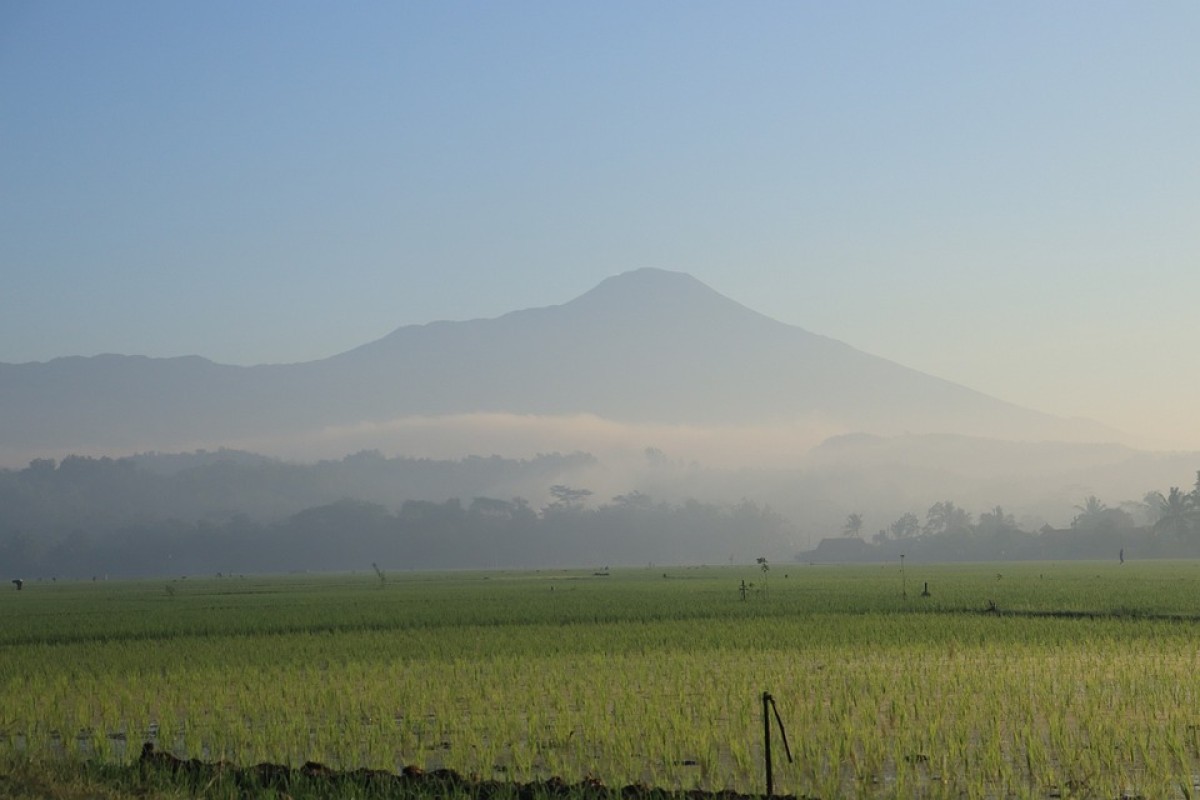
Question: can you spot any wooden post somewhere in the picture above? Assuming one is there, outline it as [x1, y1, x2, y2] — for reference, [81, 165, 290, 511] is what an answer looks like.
[763, 691, 773, 796]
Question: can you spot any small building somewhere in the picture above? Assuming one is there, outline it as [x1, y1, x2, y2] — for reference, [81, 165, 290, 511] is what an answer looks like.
[805, 537, 873, 563]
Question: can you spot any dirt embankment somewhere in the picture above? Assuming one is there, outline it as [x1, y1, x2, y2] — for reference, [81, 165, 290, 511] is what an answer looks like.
[139, 742, 805, 800]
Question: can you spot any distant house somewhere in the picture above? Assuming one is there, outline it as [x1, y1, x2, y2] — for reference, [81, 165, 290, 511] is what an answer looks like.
[805, 537, 874, 563]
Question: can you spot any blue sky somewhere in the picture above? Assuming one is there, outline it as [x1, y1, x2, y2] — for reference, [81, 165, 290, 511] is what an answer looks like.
[2, 2, 1198, 447]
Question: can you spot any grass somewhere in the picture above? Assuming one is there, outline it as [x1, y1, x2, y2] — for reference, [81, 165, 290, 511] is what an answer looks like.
[5, 561, 1200, 798]
[0, 756, 191, 799]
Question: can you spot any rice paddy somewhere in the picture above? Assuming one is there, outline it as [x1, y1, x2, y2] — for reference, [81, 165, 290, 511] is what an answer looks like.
[4, 561, 1200, 798]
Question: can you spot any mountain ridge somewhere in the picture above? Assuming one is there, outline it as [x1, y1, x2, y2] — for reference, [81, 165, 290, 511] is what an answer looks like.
[0, 268, 1119, 464]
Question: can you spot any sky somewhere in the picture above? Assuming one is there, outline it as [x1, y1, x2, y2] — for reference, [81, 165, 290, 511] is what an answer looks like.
[2, 2, 1198, 450]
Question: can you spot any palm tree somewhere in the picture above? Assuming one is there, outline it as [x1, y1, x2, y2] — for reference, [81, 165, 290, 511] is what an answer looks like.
[1072, 495, 1106, 527]
[1150, 487, 1193, 538]
[843, 513, 864, 538]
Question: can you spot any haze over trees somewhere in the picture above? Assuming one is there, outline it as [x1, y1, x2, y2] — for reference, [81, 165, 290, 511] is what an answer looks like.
[809, 472, 1200, 564]
[6, 270, 1200, 576]
[3, 450, 1200, 578]
[0, 451, 793, 578]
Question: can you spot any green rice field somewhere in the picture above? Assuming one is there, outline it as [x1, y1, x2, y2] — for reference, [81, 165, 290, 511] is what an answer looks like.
[5, 561, 1200, 798]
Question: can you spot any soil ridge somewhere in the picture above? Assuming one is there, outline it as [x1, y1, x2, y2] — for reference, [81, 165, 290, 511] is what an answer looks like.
[139, 742, 805, 800]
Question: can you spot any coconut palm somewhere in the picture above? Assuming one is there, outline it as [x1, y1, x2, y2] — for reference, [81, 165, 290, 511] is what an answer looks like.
[1072, 495, 1106, 528]
[1149, 487, 1194, 538]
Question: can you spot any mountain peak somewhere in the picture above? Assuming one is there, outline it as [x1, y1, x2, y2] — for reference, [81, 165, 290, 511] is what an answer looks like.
[560, 268, 769, 329]
[593, 267, 708, 290]
[571, 268, 721, 304]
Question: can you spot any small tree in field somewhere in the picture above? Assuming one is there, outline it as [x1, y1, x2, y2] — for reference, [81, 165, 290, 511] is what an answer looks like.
[756, 556, 770, 595]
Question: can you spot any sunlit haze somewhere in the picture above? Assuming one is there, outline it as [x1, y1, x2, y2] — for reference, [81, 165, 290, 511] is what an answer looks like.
[2, 3, 1198, 449]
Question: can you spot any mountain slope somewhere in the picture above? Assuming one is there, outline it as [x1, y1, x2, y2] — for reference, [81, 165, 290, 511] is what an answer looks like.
[0, 268, 1114, 461]
[311, 268, 1108, 438]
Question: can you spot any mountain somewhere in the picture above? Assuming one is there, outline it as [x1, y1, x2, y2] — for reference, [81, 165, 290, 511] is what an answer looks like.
[0, 269, 1115, 464]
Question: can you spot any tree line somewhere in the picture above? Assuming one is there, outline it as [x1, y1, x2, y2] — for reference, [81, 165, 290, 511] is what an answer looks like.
[7, 450, 1200, 577]
[0, 448, 595, 536]
[821, 471, 1200, 562]
[1, 486, 793, 579]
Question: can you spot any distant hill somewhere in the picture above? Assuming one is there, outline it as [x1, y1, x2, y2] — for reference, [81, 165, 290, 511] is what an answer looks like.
[0, 268, 1116, 464]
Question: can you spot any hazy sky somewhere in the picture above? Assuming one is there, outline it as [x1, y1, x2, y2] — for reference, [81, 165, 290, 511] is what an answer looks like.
[3, 3, 1198, 449]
